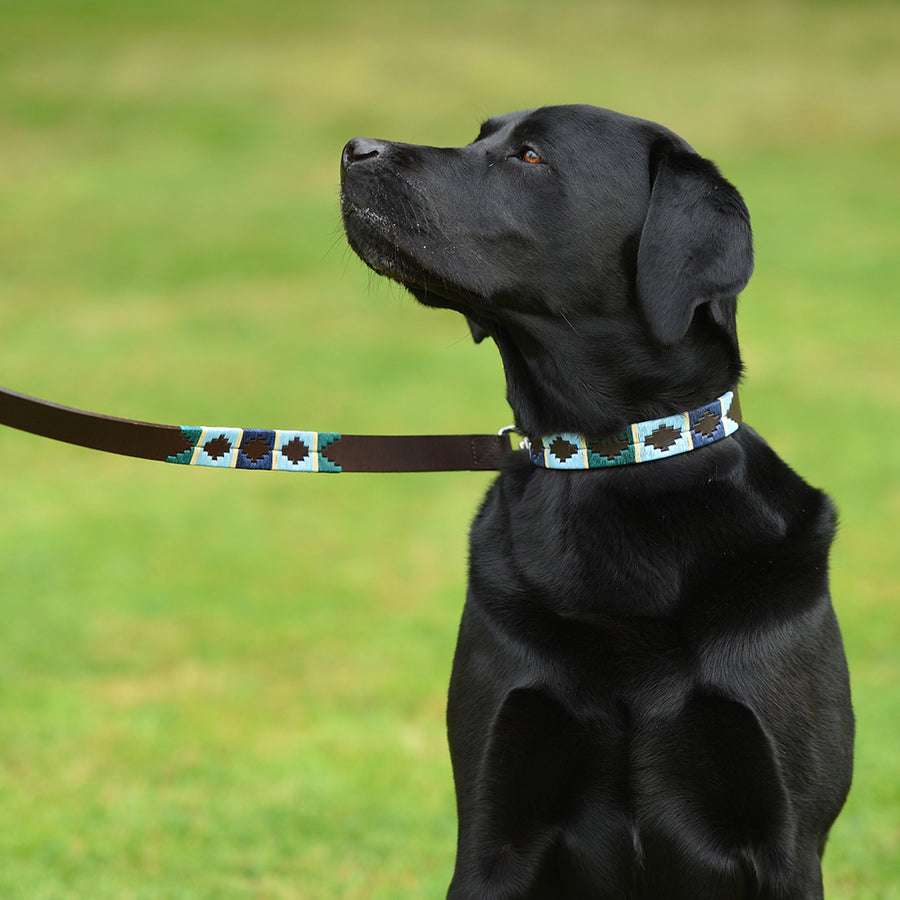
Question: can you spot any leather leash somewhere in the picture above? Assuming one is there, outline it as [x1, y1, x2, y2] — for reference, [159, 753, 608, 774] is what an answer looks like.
[0, 385, 515, 473]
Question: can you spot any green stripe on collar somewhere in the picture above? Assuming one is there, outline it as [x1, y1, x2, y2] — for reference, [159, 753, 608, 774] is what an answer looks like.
[531, 391, 741, 470]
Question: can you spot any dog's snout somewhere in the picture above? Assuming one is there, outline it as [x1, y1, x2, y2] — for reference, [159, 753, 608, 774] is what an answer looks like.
[342, 138, 384, 171]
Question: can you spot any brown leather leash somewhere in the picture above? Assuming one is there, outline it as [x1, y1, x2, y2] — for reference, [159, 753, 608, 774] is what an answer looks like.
[0, 384, 741, 474]
[0, 385, 516, 473]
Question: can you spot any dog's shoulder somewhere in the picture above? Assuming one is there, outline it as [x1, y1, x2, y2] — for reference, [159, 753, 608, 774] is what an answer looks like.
[730, 424, 838, 570]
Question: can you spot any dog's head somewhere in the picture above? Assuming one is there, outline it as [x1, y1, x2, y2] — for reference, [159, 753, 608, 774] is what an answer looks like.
[340, 105, 752, 438]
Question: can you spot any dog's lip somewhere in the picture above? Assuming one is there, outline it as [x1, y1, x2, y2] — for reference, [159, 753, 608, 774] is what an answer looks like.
[340, 192, 396, 235]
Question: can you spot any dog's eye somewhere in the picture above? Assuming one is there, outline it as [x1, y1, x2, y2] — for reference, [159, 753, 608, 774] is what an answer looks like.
[521, 148, 543, 164]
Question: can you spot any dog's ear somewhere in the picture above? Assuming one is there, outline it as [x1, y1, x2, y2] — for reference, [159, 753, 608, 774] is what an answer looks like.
[636, 144, 753, 346]
[466, 317, 490, 344]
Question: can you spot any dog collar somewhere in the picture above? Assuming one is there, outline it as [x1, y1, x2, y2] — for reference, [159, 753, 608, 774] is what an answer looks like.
[529, 391, 741, 470]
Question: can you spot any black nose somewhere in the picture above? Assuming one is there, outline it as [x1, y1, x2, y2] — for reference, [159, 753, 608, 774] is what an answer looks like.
[342, 137, 384, 171]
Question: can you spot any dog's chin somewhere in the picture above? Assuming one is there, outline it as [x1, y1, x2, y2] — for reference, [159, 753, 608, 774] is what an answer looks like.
[342, 205, 474, 311]
[343, 202, 423, 284]
[349, 233, 436, 299]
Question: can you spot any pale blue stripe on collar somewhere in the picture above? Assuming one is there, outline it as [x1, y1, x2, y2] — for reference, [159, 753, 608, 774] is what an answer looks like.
[531, 391, 740, 470]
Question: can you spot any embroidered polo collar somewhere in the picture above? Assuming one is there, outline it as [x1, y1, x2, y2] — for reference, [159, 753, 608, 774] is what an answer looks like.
[530, 390, 741, 470]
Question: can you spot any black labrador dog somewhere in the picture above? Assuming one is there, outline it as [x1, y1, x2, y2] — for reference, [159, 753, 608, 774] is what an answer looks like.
[339, 105, 854, 899]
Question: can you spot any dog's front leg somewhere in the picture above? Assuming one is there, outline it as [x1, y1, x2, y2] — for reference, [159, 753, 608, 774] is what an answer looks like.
[447, 621, 629, 900]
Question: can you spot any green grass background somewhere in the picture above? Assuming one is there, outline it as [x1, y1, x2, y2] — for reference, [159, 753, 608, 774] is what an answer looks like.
[0, 0, 897, 897]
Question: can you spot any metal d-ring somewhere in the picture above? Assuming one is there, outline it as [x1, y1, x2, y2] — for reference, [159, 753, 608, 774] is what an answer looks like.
[498, 424, 532, 454]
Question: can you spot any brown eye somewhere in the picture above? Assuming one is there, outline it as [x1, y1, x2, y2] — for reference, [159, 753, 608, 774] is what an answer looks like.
[522, 148, 543, 164]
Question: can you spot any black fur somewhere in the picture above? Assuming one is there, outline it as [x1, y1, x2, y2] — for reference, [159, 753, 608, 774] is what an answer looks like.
[340, 105, 853, 899]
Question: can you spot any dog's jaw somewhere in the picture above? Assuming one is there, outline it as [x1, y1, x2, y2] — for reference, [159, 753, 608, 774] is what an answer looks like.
[340, 187, 492, 323]
[340, 193, 417, 283]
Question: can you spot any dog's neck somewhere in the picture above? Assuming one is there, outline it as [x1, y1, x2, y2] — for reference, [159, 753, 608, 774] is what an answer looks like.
[484, 309, 743, 442]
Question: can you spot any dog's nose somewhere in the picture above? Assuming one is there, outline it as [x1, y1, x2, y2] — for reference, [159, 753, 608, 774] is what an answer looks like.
[342, 138, 384, 171]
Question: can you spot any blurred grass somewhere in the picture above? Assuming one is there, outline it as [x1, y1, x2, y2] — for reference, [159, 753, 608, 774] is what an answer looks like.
[0, 0, 898, 897]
